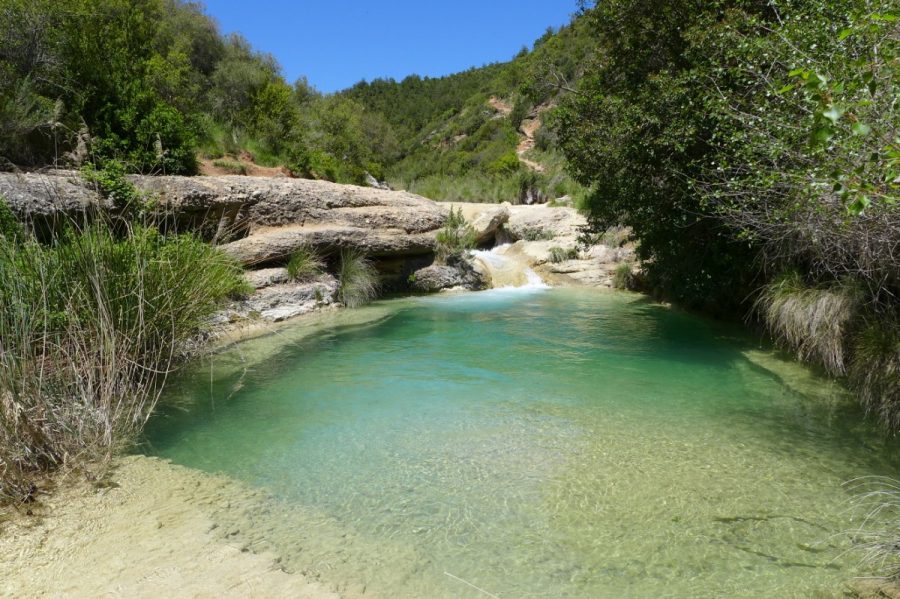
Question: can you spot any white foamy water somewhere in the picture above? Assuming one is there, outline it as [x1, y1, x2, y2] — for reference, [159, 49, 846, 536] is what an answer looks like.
[472, 245, 549, 290]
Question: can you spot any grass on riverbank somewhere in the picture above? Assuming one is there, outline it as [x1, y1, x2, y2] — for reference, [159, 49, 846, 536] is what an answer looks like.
[337, 250, 378, 309]
[0, 220, 247, 503]
[757, 273, 900, 431]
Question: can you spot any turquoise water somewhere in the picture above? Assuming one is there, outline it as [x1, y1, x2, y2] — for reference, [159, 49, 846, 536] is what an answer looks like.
[146, 288, 900, 597]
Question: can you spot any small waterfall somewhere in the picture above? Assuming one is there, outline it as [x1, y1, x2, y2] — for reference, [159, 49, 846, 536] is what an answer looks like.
[472, 246, 549, 290]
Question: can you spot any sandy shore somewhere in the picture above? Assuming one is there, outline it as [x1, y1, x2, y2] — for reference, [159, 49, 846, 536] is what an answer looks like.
[0, 456, 339, 598]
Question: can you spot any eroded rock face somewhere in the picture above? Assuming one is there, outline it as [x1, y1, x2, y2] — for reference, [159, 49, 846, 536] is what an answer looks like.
[0, 171, 448, 260]
[0, 171, 110, 237]
[446, 202, 510, 245]
[219, 274, 339, 323]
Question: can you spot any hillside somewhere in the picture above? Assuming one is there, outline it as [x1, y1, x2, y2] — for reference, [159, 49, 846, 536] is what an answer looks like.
[340, 18, 598, 204]
[0, 1, 597, 205]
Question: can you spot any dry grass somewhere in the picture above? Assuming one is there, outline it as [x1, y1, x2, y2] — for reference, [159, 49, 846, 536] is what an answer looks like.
[337, 249, 378, 308]
[850, 319, 900, 430]
[0, 222, 246, 503]
[845, 477, 900, 582]
[286, 246, 325, 282]
[756, 273, 860, 376]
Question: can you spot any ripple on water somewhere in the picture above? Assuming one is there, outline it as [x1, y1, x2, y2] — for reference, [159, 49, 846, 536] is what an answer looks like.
[145, 288, 900, 598]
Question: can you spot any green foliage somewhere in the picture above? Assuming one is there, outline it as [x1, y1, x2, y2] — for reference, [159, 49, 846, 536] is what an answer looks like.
[80, 161, 147, 213]
[0, 198, 22, 241]
[435, 207, 477, 262]
[0, 0, 598, 190]
[612, 263, 636, 290]
[0, 221, 245, 500]
[286, 246, 324, 282]
[337, 249, 378, 308]
[487, 151, 522, 175]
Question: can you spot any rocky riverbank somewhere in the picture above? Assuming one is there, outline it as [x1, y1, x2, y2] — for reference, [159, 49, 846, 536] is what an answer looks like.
[1, 171, 635, 332]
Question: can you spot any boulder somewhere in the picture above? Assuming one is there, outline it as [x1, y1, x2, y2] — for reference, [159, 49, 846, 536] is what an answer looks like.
[504, 205, 586, 242]
[244, 267, 290, 289]
[0, 171, 110, 236]
[410, 258, 487, 292]
[468, 205, 510, 244]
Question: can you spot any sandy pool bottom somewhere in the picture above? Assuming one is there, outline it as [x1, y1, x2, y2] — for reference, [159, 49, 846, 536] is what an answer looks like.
[0, 456, 342, 599]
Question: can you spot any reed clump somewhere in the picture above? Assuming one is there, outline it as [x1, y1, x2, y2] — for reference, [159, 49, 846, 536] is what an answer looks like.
[756, 272, 860, 376]
[337, 249, 378, 308]
[286, 246, 325, 282]
[0, 220, 246, 503]
[756, 272, 900, 430]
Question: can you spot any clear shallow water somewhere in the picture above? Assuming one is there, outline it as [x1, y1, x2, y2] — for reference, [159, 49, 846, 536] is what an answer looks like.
[145, 288, 900, 598]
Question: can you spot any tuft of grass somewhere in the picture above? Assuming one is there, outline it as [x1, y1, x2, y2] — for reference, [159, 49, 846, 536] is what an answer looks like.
[286, 246, 324, 282]
[436, 207, 477, 263]
[212, 159, 249, 175]
[548, 246, 577, 263]
[0, 222, 246, 502]
[756, 272, 860, 376]
[850, 318, 900, 430]
[337, 249, 378, 308]
[844, 477, 900, 582]
[613, 262, 636, 290]
[520, 227, 555, 241]
[601, 226, 631, 248]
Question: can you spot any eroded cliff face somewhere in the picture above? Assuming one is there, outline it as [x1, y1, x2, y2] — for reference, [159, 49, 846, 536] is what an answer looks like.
[0, 171, 447, 257]
[0, 172, 635, 329]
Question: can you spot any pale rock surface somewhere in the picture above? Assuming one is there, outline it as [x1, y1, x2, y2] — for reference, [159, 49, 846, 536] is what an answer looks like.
[244, 267, 291, 289]
[219, 274, 339, 323]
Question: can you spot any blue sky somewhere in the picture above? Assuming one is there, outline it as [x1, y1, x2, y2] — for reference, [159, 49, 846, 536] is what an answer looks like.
[202, 1, 581, 93]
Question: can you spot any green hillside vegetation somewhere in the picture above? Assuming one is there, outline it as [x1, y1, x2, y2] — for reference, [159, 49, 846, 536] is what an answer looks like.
[0, 0, 596, 203]
[345, 20, 598, 202]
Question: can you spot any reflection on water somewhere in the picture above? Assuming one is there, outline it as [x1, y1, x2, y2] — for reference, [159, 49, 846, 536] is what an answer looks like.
[145, 288, 899, 598]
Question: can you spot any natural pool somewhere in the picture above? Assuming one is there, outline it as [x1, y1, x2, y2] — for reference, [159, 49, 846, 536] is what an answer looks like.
[145, 288, 900, 598]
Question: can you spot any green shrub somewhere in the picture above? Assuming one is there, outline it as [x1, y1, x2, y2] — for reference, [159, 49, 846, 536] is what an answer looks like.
[487, 151, 522, 175]
[436, 207, 477, 263]
[613, 262, 635, 290]
[286, 246, 324, 281]
[548, 246, 577, 263]
[80, 161, 147, 214]
[0, 222, 246, 502]
[337, 249, 378, 308]
[0, 198, 22, 241]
